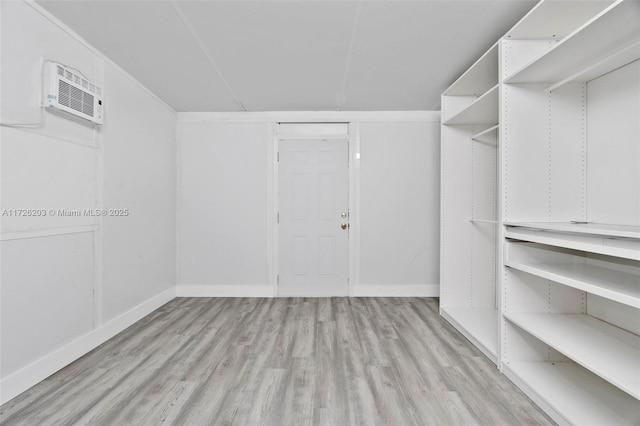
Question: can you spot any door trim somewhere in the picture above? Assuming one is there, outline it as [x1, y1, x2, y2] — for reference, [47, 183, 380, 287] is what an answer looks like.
[347, 123, 361, 297]
[272, 123, 360, 297]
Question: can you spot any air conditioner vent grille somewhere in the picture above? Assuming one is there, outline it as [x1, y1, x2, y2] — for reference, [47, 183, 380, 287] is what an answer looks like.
[58, 80, 94, 117]
[45, 62, 103, 125]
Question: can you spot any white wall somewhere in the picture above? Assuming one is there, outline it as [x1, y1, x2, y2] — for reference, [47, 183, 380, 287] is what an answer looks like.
[176, 113, 440, 297]
[101, 63, 176, 321]
[0, 0, 176, 403]
[357, 121, 440, 295]
[177, 122, 271, 296]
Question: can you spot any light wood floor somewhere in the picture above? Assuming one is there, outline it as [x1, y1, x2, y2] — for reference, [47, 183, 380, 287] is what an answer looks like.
[1, 297, 553, 425]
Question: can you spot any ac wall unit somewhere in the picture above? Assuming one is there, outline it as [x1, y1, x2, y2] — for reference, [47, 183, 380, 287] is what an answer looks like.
[44, 62, 104, 125]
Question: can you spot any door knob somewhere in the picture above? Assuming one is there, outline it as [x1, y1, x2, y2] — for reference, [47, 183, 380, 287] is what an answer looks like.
[341, 223, 347, 230]
[341, 212, 347, 218]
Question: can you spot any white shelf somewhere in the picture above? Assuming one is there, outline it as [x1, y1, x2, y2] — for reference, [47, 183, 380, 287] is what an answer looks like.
[505, 223, 640, 261]
[471, 124, 498, 145]
[469, 218, 498, 225]
[444, 44, 498, 96]
[504, 361, 640, 426]
[506, 259, 640, 309]
[505, 1, 640, 84]
[441, 307, 498, 363]
[547, 40, 640, 91]
[505, 0, 613, 41]
[506, 222, 640, 239]
[443, 85, 498, 125]
[504, 222, 640, 239]
[504, 312, 640, 399]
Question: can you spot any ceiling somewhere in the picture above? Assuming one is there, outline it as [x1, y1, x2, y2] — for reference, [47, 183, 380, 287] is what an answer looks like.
[36, 0, 537, 112]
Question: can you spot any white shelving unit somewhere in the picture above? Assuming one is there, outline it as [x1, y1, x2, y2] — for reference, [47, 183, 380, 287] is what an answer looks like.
[443, 85, 499, 125]
[505, 242, 640, 308]
[503, 362, 639, 426]
[471, 124, 498, 144]
[505, 222, 640, 239]
[502, 223, 640, 424]
[546, 40, 640, 91]
[441, 307, 498, 360]
[505, 1, 640, 84]
[441, 0, 640, 423]
[444, 43, 498, 96]
[499, 0, 640, 423]
[505, 312, 639, 398]
[440, 42, 499, 363]
[505, 223, 640, 261]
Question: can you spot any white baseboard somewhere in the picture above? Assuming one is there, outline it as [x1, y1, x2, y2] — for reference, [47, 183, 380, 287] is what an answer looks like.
[176, 284, 275, 298]
[352, 283, 439, 297]
[175, 284, 436, 298]
[0, 287, 176, 405]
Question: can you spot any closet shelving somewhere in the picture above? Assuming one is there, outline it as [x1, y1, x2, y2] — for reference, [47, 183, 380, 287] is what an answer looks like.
[441, 43, 500, 363]
[442, 85, 499, 126]
[471, 124, 498, 144]
[504, 222, 640, 239]
[504, 311, 639, 398]
[546, 40, 640, 92]
[440, 307, 498, 360]
[441, 0, 640, 424]
[500, 0, 640, 423]
[504, 223, 640, 261]
[444, 43, 498, 96]
[505, 241, 640, 309]
[442, 43, 499, 127]
[507, 361, 639, 426]
[504, 0, 640, 84]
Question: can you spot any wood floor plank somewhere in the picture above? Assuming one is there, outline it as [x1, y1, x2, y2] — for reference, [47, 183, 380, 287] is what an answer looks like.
[0, 297, 554, 426]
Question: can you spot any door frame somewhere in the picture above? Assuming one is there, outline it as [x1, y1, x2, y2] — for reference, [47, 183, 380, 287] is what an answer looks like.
[270, 122, 360, 297]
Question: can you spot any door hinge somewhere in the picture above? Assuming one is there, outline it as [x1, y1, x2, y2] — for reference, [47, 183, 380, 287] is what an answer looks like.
[277, 212, 280, 223]
[277, 274, 280, 285]
[277, 152, 280, 162]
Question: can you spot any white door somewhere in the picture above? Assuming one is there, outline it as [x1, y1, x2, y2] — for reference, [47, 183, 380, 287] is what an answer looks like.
[278, 138, 349, 296]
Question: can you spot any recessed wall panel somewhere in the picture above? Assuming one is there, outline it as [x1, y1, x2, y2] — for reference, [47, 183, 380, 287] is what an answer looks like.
[292, 150, 308, 164]
[318, 173, 335, 221]
[291, 173, 309, 221]
[319, 237, 336, 276]
[292, 237, 308, 276]
[0, 233, 95, 376]
[319, 150, 334, 163]
[0, 128, 97, 233]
